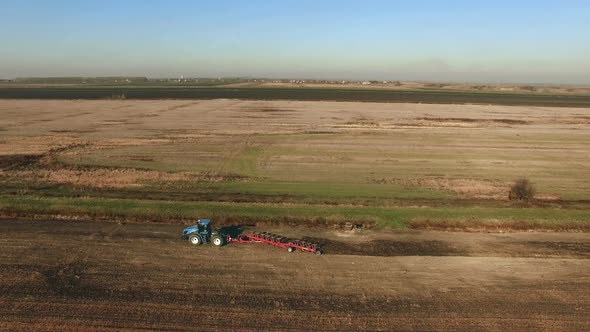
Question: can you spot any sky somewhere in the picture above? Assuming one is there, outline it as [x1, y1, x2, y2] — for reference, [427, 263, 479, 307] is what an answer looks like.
[1, 0, 589, 84]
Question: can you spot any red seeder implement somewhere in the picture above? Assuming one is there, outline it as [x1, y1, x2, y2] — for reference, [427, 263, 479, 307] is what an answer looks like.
[228, 232, 323, 255]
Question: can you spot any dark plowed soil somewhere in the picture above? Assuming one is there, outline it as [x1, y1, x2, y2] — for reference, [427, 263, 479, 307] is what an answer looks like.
[527, 241, 590, 257]
[0, 154, 42, 170]
[3, 87, 590, 107]
[416, 117, 531, 125]
[302, 237, 466, 256]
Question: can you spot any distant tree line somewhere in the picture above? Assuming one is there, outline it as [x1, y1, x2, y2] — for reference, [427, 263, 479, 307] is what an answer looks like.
[13, 77, 149, 84]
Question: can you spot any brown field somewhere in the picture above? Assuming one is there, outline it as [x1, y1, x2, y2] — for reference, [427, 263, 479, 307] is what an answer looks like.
[1, 99, 589, 199]
[0, 99, 589, 330]
[0, 219, 589, 331]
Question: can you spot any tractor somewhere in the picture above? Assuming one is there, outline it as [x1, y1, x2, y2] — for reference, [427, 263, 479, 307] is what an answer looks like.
[182, 219, 323, 255]
[181, 219, 227, 246]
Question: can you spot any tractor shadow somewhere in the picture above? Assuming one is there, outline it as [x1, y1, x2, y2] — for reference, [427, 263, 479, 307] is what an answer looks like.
[219, 225, 248, 238]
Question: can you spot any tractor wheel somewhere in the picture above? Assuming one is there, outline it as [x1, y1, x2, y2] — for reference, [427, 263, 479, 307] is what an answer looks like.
[212, 235, 225, 247]
[287, 247, 295, 253]
[315, 250, 323, 256]
[189, 234, 202, 245]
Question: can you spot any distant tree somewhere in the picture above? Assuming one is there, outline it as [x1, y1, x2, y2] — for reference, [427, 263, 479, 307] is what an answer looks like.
[110, 93, 126, 100]
[509, 178, 536, 201]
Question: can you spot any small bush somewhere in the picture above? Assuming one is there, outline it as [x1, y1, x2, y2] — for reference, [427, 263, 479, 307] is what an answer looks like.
[509, 178, 536, 201]
[110, 93, 126, 100]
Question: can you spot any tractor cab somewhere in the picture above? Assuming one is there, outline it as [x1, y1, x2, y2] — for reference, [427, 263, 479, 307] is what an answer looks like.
[182, 219, 211, 239]
[195, 219, 211, 234]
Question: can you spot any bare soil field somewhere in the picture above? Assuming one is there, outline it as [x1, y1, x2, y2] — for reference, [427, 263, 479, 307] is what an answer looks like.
[0, 219, 588, 331]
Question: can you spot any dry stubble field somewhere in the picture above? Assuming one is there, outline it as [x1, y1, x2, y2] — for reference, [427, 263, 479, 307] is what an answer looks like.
[1, 99, 589, 195]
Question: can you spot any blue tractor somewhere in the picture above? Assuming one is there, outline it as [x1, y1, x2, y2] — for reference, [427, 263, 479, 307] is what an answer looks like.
[181, 219, 227, 246]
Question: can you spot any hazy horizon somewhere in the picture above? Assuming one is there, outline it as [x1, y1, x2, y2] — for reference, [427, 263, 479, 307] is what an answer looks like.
[1, 0, 589, 84]
[5, 76, 590, 87]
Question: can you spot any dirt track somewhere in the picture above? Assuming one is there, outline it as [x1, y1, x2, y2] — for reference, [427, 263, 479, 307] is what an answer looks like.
[1, 219, 589, 331]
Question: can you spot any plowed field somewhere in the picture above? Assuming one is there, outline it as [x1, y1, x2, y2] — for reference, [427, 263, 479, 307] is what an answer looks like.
[1, 219, 588, 331]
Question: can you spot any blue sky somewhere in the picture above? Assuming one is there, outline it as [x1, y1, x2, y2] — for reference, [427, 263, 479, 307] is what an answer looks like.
[1, 0, 589, 83]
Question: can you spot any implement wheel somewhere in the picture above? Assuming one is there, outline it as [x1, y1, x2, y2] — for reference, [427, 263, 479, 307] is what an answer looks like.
[212, 235, 225, 247]
[315, 250, 323, 256]
[189, 234, 202, 245]
[287, 247, 295, 253]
